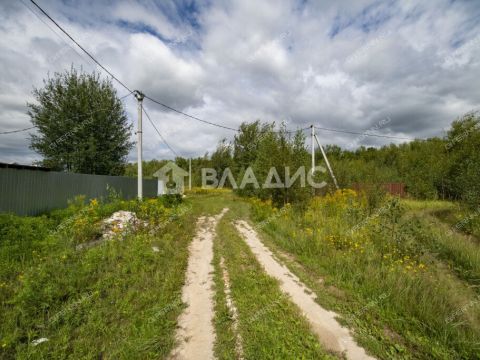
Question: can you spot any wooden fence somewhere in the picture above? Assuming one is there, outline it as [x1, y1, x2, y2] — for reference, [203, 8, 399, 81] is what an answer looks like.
[0, 165, 157, 216]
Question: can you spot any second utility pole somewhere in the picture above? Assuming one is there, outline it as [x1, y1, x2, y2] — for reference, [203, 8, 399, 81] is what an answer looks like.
[311, 125, 315, 196]
[135, 90, 145, 200]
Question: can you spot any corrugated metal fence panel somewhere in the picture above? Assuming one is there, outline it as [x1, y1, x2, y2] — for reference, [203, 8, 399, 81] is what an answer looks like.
[0, 168, 157, 216]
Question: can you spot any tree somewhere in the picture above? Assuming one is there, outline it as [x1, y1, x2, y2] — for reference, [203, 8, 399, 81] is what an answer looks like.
[445, 111, 480, 208]
[395, 139, 448, 199]
[230, 121, 311, 206]
[211, 139, 233, 179]
[233, 121, 269, 174]
[29, 68, 133, 175]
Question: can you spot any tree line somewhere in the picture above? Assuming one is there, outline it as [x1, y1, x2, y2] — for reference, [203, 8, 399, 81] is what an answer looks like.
[28, 69, 478, 209]
[129, 112, 479, 209]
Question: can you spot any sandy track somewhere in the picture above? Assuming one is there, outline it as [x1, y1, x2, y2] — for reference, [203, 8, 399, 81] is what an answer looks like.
[234, 220, 375, 360]
[169, 209, 229, 360]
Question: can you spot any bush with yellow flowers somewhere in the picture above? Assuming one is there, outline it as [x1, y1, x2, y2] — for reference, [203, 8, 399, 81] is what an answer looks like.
[67, 197, 104, 244]
[249, 197, 275, 222]
[249, 190, 431, 278]
[56, 194, 180, 245]
[132, 197, 169, 226]
[305, 189, 367, 228]
[186, 187, 232, 195]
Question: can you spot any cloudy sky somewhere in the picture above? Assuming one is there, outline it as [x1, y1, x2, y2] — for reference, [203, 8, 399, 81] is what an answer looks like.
[0, 0, 479, 164]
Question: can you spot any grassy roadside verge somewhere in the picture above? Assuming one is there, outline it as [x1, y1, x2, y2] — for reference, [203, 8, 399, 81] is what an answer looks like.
[248, 193, 480, 359]
[401, 201, 480, 289]
[212, 200, 336, 359]
[409, 213, 480, 289]
[1, 196, 197, 359]
[402, 199, 480, 240]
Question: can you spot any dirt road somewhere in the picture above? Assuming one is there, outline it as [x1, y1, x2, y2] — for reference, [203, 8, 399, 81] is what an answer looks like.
[235, 220, 375, 360]
[170, 211, 374, 360]
[169, 209, 228, 360]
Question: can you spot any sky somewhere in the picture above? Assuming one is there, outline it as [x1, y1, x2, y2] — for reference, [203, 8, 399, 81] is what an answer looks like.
[0, 0, 479, 164]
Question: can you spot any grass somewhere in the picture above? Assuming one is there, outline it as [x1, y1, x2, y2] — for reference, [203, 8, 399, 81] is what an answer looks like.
[402, 199, 480, 288]
[248, 191, 480, 359]
[0, 195, 196, 359]
[408, 213, 480, 289]
[0, 190, 250, 359]
[2, 190, 479, 359]
[403, 198, 480, 239]
[401, 199, 457, 212]
[212, 199, 336, 359]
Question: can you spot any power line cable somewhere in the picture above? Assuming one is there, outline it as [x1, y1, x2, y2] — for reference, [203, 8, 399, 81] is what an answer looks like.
[142, 107, 179, 157]
[144, 95, 239, 132]
[119, 91, 134, 101]
[146, 95, 312, 133]
[28, 0, 241, 132]
[314, 126, 415, 140]
[146, 95, 316, 134]
[285, 126, 310, 133]
[0, 91, 133, 136]
[24, 1, 420, 141]
[20, 0, 94, 68]
[0, 126, 36, 135]
[29, 0, 133, 93]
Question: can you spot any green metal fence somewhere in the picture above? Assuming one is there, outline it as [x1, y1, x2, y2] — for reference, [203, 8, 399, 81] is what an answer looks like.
[0, 167, 157, 216]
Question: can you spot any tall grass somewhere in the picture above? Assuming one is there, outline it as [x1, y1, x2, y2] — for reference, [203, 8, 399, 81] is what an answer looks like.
[250, 191, 480, 359]
[0, 195, 195, 359]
